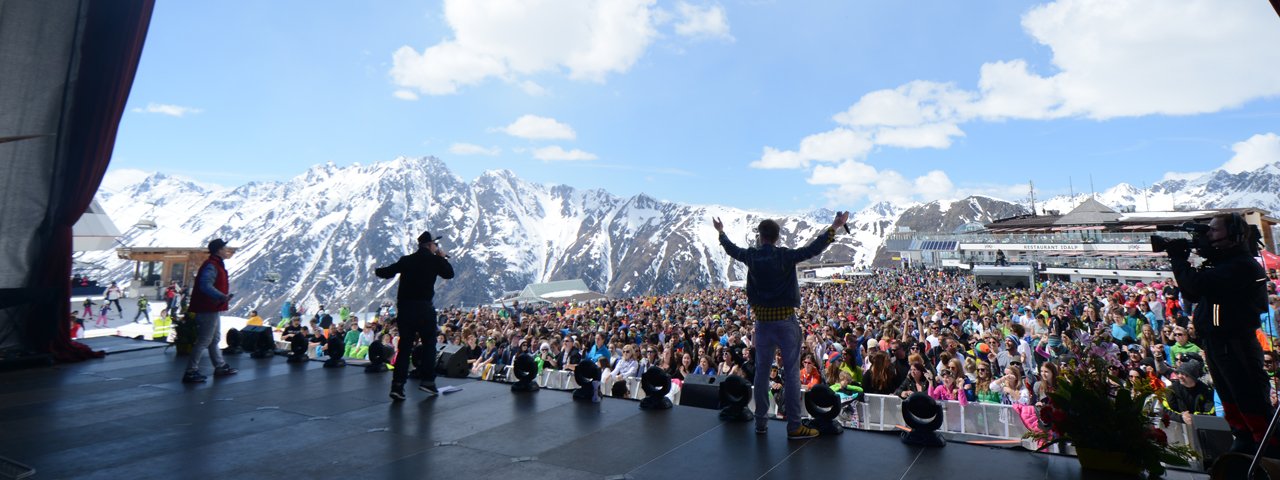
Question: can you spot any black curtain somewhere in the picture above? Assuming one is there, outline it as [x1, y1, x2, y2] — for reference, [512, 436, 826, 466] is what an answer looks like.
[0, 0, 155, 362]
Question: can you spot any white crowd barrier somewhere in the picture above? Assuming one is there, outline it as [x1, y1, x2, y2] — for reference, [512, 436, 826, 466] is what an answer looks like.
[461, 368, 1200, 468]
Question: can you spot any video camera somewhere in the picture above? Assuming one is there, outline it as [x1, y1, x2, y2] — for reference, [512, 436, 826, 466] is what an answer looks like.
[1149, 222, 1209, 254]
[1151, 219, 1263, 256]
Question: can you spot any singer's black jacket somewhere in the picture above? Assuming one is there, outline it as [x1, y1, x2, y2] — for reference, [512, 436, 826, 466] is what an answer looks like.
[374, 248, 455, 304]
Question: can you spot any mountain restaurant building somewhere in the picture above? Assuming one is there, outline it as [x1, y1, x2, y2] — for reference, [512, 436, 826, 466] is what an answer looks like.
[115, 247, 239, 300]
[887, 198, 1279, 285]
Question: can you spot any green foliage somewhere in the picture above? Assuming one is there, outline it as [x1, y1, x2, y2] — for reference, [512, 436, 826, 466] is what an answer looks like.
[1026, 335, 1197, 479]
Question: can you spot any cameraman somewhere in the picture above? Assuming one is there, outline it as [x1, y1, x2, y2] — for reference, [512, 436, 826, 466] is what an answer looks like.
[1166, 213, 1272, 455]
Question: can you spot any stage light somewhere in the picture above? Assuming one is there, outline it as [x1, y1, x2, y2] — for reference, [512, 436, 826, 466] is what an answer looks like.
[323, 336, 346, 368]
[639, 366, 673, 410]
[572, 359, 601, 403]
[364, 340, 388, 373]
[510, 353, 540, 392]
[900, 392, 945, 447]
[287, 334, 309, 363]
[242, 325, 276, 358]
[802, 384, 844, 436]
[717, 375, 752, 422]
[222, 328, 243, 355]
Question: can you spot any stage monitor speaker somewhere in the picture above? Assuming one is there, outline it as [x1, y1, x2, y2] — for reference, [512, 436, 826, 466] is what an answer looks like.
[435, 344, 471, 378]
[1191, 414, 1233, 469]
[679, 374, 727, 410]
[240, 325, 275, 356]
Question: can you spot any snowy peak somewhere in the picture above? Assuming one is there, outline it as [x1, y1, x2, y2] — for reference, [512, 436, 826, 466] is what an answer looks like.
[1040, 163, 1280, 214]
[83, 157, 1276, 315]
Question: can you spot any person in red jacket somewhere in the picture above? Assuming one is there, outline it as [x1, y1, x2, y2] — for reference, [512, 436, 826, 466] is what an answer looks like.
[183, 239, 238, 383]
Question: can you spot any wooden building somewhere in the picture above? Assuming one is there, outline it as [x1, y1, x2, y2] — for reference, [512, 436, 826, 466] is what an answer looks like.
[115, 247, 238, 299]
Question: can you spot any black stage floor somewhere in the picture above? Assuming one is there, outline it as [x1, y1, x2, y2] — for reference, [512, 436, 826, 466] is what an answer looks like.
[0, 341, 1209, 480]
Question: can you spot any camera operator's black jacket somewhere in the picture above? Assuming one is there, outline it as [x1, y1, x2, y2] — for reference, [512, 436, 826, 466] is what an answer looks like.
[1170, 250, 1268, 337]
[374, 249, 455, 303]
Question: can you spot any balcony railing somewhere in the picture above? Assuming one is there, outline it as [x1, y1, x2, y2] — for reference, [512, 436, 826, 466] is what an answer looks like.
[890, 231, 1190, 246]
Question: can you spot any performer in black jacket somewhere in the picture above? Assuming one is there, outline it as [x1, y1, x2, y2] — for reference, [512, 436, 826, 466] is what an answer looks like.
[376, 231, 455, 401]
[1168, 213, 1272, 455]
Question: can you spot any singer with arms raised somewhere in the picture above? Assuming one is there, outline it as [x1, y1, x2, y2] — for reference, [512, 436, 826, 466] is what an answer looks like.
[714, 211, 848, 439]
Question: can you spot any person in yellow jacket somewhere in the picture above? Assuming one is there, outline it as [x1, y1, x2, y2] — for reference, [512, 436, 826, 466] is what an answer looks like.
[152, 311, 174, 342]
[246, 310, 264, 326]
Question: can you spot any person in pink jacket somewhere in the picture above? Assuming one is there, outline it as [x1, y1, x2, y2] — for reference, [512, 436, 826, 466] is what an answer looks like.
[930, 369, 968, 405]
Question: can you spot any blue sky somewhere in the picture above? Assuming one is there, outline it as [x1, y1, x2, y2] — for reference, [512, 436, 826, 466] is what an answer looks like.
[110, 0, 1280, 213]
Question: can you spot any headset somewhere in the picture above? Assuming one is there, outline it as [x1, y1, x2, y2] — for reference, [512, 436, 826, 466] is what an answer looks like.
[1226, 212, 1248, 245]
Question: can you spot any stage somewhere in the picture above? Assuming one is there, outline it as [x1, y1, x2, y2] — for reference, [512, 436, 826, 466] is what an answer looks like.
[0, 337, 1208, 479]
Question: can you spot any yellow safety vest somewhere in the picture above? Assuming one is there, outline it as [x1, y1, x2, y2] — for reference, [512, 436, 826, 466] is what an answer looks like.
[153, 316, 173, 342]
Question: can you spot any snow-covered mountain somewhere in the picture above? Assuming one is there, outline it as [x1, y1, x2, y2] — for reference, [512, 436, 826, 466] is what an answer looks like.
[82, 156, 941, 315]
[86, 156, 1278, 317]
[1038, 162, 1280, 214]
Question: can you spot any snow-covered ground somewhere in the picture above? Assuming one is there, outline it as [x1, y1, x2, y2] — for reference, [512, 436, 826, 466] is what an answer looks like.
[74, 294, 247, 349]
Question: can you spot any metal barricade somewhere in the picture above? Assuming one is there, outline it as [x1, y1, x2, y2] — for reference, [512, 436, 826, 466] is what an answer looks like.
[459, 369, 1205, 468]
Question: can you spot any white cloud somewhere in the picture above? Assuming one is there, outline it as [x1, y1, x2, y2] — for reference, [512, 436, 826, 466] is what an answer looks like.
[873, 123, 964, 149]
[674, 2, 733, 41]
[953, 182, 1035, 202]
[913, 170, 955, 198]
[518, 80, 548, 96]
[389, 0, 663, 96]
[806, 160, 955, 205]
[756, 0, 1280, 205]
[1221, 133, 1280, 174]
[1019, 0, 1280, 119]
[970, 60, 1066, 120]
[749, 128, 872, 169]
[393, 90, 420, 101]
[390, 42, 505, 95]
[501, 115, 577, 140]
[1159, 171, 1208, 182]
[532, 146, 598, 162]
[750, 147, 807, 170]
[1160, 132, 1280, 180]
[449, 143, 501, 156]
[131, 102, 202, 117]
[833, 81, 972, 128]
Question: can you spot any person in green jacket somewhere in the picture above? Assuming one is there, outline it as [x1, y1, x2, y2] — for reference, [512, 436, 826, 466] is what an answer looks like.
[974, 360, 1003, 403]
[134, 296, 151, 324]
[1169, 326, 1203, 359]
[343, 319, 362, 358]
[831, 370, 863, 399]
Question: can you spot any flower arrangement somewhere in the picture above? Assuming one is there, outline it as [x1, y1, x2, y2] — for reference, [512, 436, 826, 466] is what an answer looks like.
[1026, 335, 1197, 478]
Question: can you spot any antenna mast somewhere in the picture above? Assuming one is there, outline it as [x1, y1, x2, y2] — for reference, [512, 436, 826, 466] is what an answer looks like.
[1028, 180, 1037, 216]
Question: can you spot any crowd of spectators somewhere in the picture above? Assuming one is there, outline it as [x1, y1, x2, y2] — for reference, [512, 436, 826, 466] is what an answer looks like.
[419, 269, 1280, 430]
[257, 268, 1280, 434]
